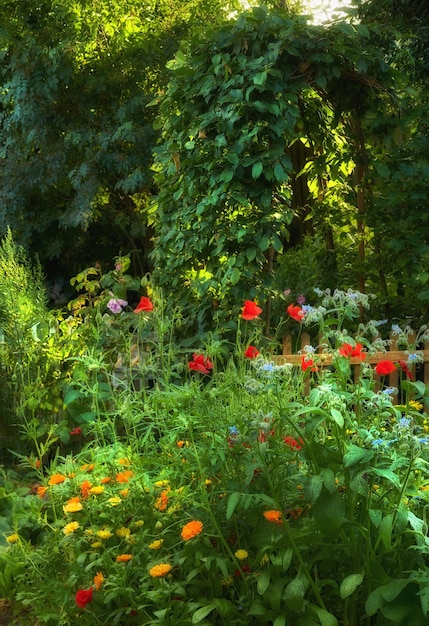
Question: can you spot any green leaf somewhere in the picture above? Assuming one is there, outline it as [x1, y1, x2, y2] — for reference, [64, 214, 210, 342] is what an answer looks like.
[313, 489, 346, 536]
[369, 508, 383, 528]
[379, 513, 393, 550]
[258, 234, 270, 251]
[310, 605, 339, 626]
[340, 573, 364, 599]
[253, 70, 267, 85]
[330, 408, 344, 427]
[226, 492, 241, 520]
[343, 445, 374, 468]
[252, 161, 263, 180]
[230, 268, 240, 285]
[283, 576, 306, 613]
[257, 569, 271, 595]
[192, 604, 217, 623]
[273, 616, 286, 626]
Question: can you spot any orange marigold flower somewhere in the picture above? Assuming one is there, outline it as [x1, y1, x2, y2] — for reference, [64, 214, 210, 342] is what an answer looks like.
[81, 463, 95, 472]
[37, 486, 47, 499]
[155, 490, 169, 511]
[118, 458, 131, 466]
[263, 510, 283, 525]
[48, 473, 66, 486]
[80, 480, 92, 499]
[116, 553, 133, 563]
[115, 470, 134, 483]
[35, 459, 41, 469]
[100, 477, 112, 484]
[119, 488, 129, 498]
[149, 562, 172, 578]
[93, 571, 105, 591]
[181, 520, 203, 541]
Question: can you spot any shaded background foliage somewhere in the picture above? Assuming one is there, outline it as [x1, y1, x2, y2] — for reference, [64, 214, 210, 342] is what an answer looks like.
[0, 0, 428, 328]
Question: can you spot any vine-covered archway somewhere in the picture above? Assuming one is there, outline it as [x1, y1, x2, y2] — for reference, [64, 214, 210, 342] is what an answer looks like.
[152, 6, 393, 328]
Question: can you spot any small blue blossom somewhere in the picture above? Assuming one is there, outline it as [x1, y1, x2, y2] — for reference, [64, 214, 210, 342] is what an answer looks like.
[372, 439, 384, 447]
[301, 305, 313, 313]
[407, 353, 420, 363]
[229, 426, 239, 435]
[382, 387, 397, 396]
[374, 319, 388, 327]
[260, 363, 274, 372]
[391, 324, 402, 335]
[398, 417, 411, 429]
[417, 437, 429, 444]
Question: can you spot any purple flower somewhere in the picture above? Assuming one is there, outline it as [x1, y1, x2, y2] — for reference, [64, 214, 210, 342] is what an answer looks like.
[296, 294, 306, 305]
[107, 298, 128, 313]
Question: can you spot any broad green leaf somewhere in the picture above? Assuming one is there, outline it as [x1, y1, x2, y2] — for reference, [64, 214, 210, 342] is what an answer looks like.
[253, 70, 267, 85]
[257, 569, 271, 595]
[343, 445, 374, 468]
[230, 268, 240, 285]
[283, 576, 305, 613]
[330, 408, 344, 427]
[226, 492, 241, 520]
[192, 604, 217, 624]
[340, 573, 364, 599]
[252, 161, 263, 180]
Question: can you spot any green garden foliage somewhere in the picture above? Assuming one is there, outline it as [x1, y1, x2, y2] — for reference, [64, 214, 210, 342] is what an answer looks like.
[152, 6, 394, 329]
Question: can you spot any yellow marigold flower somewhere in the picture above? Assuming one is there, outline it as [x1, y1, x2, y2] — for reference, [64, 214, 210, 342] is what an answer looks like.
[116, 527, 131, 539]
[6, 533, 19, 544]
[116, 553, 133, 563]
[149, 562, 172, 578]
[63, 521, 80, 535]
[48, 473, 66, 486]
[89, 486, 105, 495]
[107, 497, 122, 506]
[119, 488, 129, 498]
[181, 520, 203, 541]
[205, 479, 212, 487]
[176, 440, 189, 448]
[91, 542, 102, 549]
[63, 499, 83, 514]
[100, 477, 112, 484]
[420, 484, 429, 492]
[97, 529, 113, 540]
[234, 549, 248, 560]
[118, 458, 131, 465]
[154, 480, 169, 487]
[263, 510, 282, 525]
[131, 520, 144, 529]
[37, 486, 47, 499]
[148, 539, 164, 550]
[115, 470, 133, 483]
[94, 571, 105, 591]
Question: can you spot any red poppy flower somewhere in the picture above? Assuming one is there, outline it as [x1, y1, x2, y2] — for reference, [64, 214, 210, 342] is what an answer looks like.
[287, 303, 304, 321]
[375, 360, 396, 376]
[188, 353, 213, 375]
[244, 345, 260, 359]
[69, 427, 82, 436]
[283, 436, 304, 451]
[134, 296, 154, 313]
[339, 342, 365, 360]
[75, 587, 93, 609]
[301, 355, 314, 371]
[241, 300, 262, 320]
[399, 360, 412, 380]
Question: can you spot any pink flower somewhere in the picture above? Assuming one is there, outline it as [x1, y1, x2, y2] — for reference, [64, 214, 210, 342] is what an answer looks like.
[287, 303, 305, 322]
[244, 345, 260, 359]
[75, 587, 93, 609]
[134, 296, 154, 313]
[107, 298, 128, 313]
[188, 353, 213, 375]
[375, 360, 396, 376]
[241, 300, 262, 320]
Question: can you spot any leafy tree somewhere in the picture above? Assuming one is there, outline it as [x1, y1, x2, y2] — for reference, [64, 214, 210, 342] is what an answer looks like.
[151, 5, 394, 330]
[0, 0, 238, 281]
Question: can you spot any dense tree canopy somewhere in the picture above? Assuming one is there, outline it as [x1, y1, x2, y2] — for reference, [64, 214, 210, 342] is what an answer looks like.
[0, 0, 239, 280]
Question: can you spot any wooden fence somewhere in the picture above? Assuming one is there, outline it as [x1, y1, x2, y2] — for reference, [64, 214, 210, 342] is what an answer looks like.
[272, 332, 429, 401]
